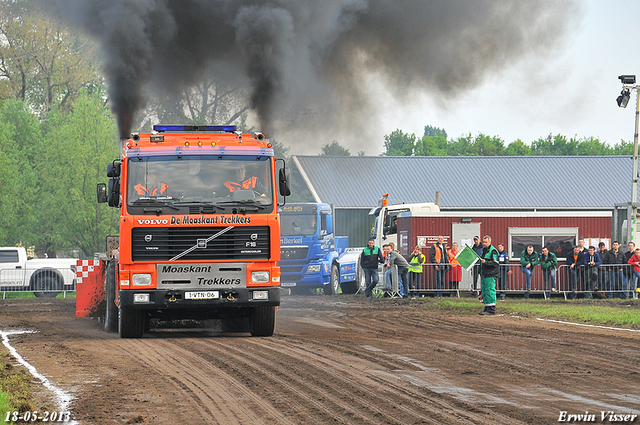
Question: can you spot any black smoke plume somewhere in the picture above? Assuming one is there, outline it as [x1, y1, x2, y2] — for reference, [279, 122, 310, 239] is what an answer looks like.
[49, 0, 579, 142]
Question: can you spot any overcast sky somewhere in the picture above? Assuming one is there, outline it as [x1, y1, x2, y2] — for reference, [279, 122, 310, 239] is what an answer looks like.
[369, 1, 640, 156]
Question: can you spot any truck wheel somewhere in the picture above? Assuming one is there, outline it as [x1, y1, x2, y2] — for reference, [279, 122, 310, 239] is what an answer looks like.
[118, 305, 145, 338]
[104, 261, 118, 332]
[357, 266, 367, 292]
[33, 275, 61, 298]
[325, 264, 340, 295]
[340, 281, 358, 294]
[250, 306, 276, 337]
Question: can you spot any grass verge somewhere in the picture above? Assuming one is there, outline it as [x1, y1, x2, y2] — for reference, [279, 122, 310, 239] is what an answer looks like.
[0, 351, 36, 422]
[431, 298, 640, 328]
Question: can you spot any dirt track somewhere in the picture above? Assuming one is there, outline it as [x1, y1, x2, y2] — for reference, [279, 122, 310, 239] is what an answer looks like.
[1, 296, 639, 424]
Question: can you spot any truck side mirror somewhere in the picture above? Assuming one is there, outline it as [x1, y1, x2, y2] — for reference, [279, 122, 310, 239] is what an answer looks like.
[326, 214, 333, 235]
[97, 183, 108, 203]
[107, 162, 121, 178]
[278, 168, 291, 197]
[107, 178, 120, 207]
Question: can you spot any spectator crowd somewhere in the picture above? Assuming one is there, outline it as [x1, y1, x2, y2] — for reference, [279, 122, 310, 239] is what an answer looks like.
[360, 236, 640, 301]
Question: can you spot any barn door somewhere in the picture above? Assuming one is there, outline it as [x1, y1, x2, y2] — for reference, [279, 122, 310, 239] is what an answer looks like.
[452, 222, 481, 291]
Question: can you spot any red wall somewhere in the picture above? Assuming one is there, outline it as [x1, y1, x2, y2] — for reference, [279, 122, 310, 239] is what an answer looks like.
[399, 215, 611, 256]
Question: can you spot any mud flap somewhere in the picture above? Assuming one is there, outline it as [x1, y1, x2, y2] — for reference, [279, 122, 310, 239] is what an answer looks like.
[75, 260, 106, 317]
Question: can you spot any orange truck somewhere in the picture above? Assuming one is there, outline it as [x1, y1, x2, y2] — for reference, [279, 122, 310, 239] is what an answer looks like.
[92, 125, 290, 338]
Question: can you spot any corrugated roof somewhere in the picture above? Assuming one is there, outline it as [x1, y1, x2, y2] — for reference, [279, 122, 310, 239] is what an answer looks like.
[292, 155, 637, 209]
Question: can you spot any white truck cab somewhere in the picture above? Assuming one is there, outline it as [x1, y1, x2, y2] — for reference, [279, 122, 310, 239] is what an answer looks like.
[0, 247, 77, 297]
[369, 194, 440, 249]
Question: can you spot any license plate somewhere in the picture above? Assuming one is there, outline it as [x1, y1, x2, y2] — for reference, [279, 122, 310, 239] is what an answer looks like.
[185, 291, 219, 300]
[281, 282, 296, 287]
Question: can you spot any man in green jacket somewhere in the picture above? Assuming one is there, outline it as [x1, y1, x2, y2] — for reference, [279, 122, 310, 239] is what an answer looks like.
[539, 246, 558, 298]
[520, 245, 539, 299]
[479, 235, 500, 315]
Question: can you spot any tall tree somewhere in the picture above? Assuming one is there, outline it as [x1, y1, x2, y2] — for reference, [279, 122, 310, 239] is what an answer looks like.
[414, 133, 448, 156]
[320, 140, 351, 156]
[383, 129, 415, 156]
[138, 77, 251, 131]
[37, 90, 119, 255]
[472, 133, 505, 156]
[0, 1, 100, 115]
[504, 139, 531, 156]
[0, 100, 40, 246]
[531, 134, 577, 155]
[423, 125, 447, 139]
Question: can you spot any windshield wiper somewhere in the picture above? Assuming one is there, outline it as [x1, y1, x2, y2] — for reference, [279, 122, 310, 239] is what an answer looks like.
[217, 200, 268, 210]
[172, 201, 225, 211]
[130, 198, 180, 211]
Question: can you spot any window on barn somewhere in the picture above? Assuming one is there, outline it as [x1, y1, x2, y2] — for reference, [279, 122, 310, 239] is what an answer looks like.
[508, 228, 578, 260]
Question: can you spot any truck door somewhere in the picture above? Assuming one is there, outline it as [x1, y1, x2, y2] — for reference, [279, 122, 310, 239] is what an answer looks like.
[0, 249, 26, 287]
[451, 222, 481, 291]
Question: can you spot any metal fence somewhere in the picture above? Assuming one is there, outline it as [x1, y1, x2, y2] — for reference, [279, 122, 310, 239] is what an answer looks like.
[0, 267, 77, 298]
[372, 266, 401, 298]
[403, 263, 639, 300]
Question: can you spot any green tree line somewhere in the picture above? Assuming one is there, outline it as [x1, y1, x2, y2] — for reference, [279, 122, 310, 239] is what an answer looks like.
[382, 125, 634, 157]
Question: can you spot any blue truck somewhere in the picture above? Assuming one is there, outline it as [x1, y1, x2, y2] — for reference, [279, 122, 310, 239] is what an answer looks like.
[279, 203, 360, 295]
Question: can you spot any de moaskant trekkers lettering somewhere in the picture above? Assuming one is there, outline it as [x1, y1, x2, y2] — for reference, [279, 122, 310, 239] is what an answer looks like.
[161, 266, 241, 286]
[136, 215, 251, 226]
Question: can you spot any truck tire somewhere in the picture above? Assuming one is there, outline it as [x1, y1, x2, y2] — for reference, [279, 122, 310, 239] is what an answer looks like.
[357, 265, 367, 293]
[33, 274, 61, 298]
[340, 263, 360, 294]
[250, 306, 276, 337]
[324, 264, 340, 295]
[118, 305, 145, 338]
[104, 261, 118, 332]
[340, 281, 358, 294]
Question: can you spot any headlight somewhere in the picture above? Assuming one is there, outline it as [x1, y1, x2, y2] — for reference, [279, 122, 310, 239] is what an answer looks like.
[252, 291, 269, 300]
[133, 293, 150, 303]
[307, 264, 321, 273]
[251, 271, 270, 283]
[132, 273, 152, 286]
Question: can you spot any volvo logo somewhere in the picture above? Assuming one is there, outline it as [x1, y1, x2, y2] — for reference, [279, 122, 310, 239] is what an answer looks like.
[251, 233, 258, 241]
[144, 235, 153, 243]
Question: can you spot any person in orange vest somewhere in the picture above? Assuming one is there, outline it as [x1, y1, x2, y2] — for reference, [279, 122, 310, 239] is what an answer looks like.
[134, 172, 168, 197]
[224, 163, 263, 194]
[447, 242, 462, 294]
[429, 235, 449, 298]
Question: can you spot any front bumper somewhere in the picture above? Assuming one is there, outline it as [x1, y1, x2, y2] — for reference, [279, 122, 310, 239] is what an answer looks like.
[119, 287, 280, 311]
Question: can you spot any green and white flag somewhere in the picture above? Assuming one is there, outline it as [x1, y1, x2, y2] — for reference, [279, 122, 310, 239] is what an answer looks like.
[456, 244, 480, 271]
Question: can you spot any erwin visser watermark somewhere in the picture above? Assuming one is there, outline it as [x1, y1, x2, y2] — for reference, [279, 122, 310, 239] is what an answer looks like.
[558, 411, 638, 422]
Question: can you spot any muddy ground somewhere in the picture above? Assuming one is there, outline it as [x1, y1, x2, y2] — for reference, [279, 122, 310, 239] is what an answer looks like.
[0, 295, 639, 424]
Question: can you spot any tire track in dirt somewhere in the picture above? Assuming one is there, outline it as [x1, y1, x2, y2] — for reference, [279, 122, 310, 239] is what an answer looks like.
[116, 337, 296, 425]
[337, 306, 638, 379]
[277, 299, 640, 420]
[252, 333, 534, 424]
[180, 337, 406, 425]
[181, 335, 526, 425]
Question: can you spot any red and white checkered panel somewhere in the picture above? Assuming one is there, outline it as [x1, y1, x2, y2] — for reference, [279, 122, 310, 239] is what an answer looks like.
[76, 259, 103, 284]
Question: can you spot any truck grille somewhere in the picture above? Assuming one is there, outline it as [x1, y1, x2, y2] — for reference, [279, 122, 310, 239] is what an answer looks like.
[132, 226, 270, 262]
[280, 265, 304, 283]
[280, 246, 308, 260]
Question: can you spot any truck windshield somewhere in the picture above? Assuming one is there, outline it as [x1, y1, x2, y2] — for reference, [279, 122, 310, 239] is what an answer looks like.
[126, 155, 273, 213]
[280, 214, 317, 236]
